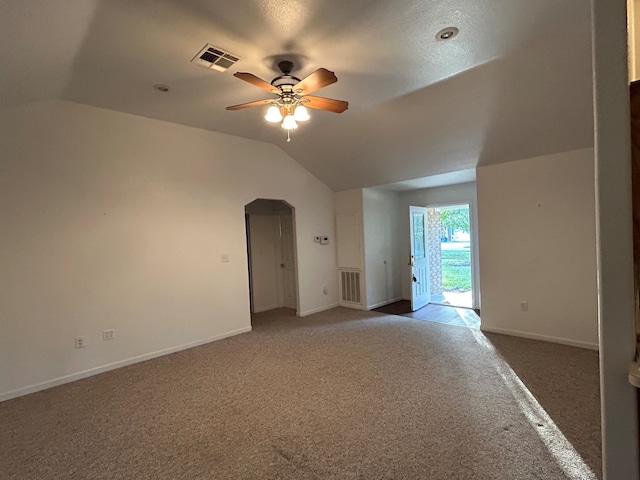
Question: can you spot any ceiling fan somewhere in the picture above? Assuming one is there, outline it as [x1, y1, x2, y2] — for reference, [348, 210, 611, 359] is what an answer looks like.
[226, 60, 348, 142]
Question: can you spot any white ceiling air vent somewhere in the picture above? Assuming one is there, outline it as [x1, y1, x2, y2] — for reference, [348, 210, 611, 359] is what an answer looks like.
[191, 44, 240, 72]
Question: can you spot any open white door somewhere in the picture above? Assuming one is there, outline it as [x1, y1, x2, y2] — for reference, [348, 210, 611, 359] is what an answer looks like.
[409, 206, 431, 311]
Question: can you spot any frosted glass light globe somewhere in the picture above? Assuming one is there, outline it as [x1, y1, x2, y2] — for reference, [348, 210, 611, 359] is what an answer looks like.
[293, 105, 310, 121]
[281, 115, 298, 130]
[265, 105, 283, 123]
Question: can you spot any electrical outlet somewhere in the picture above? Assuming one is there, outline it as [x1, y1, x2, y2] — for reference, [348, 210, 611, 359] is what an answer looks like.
[314, 236, 321, 243]
[75, 336, 85, 349]
[102, 329, 115, 341]
[221, 254, 230, 263]
[520, 301, 528, 312]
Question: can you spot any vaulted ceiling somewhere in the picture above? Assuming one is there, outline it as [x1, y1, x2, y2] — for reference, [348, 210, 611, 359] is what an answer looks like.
[0, 0, 594, 191]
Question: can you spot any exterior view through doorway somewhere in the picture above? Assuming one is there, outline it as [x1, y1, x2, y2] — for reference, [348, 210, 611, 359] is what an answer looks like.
[374, 203, 478, 329]
[426, 204, 473, 309]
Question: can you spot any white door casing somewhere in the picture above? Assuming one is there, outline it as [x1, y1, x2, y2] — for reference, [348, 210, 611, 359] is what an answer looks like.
[410, 206, 430, 311]
[279, 212, 297, 309]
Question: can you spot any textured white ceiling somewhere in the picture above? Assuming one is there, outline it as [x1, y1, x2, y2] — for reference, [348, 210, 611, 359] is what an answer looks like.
[0, 0, 593, 191]
[377, 169, 477, 192]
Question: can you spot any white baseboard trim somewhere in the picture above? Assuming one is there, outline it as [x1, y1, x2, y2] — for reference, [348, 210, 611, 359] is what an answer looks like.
[367, 297, 403, 310]
[480, 326, 599, 351]
[297, 303, 340, 317]
[0, 326, 252, 403]
[252, 304, 279, 313]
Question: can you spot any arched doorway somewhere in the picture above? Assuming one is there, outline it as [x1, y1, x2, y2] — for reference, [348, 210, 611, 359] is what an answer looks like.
[244, 199, 298, 317]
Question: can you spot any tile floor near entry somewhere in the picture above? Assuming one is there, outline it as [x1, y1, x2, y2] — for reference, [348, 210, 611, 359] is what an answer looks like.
[373, 301, 480, 329]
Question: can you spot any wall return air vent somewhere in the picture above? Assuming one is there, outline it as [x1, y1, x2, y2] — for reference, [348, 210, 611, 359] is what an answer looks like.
[191, 44, 240, 72]
[340, 270, 362, 304]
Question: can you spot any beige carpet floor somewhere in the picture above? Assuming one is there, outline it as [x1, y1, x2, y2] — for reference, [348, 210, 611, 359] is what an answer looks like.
[0, 307, 601, 479]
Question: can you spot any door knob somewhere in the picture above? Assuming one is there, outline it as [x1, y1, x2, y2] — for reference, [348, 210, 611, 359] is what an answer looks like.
[280, 263, 285, 268]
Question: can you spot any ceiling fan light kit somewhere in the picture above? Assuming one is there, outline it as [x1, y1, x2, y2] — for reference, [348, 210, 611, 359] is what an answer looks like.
[226, 60, 348, 142]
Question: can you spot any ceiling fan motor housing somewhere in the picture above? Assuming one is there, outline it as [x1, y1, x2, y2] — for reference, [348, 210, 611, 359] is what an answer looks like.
[271, 60, 301, 91]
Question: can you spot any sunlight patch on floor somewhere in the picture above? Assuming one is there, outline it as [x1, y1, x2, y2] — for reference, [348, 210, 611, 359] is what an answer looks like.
[471, 329, 597, 480]
[432, 290, 473, 308]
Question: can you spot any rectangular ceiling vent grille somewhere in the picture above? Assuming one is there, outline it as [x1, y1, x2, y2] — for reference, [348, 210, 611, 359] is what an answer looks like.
[191, 44, 240, 72]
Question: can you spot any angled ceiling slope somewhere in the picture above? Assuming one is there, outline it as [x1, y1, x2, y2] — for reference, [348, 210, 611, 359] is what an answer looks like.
[0, 0, 594, 191]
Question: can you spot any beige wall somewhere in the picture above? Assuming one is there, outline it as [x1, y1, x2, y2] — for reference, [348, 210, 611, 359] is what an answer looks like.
[334, 189, 365, 307]
[593, 1, 639, 474]
[334, 188, 403, 309]
[362, 188, 403, 309]
[0, 99, 337, 400]
[477, 148, 598, 348]
[334, 189, 364, 271]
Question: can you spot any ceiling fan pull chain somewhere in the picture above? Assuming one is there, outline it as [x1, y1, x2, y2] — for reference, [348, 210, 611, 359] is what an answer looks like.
[287, 129, 291, 143]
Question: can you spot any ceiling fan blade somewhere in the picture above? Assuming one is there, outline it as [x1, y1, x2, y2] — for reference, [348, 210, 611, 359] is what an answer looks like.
[294, 68, 338, 95]
[303, 96, 349, 113]
[233, 72, 279, 93]
[226, 99, 273, 111]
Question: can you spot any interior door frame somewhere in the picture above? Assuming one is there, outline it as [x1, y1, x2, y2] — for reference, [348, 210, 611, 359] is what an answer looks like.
[244, 213, 254, 314]
[244, 199, 300, 316]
